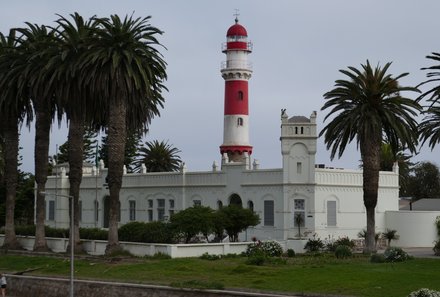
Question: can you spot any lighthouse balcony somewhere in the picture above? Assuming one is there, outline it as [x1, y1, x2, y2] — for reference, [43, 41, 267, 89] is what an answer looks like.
[221, 60, 253, 70]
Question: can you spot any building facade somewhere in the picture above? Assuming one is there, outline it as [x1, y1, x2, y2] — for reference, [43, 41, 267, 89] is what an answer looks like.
[42, 19, 399, 242]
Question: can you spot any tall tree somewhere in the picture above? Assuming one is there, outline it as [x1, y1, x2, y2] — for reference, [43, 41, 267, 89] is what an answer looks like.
[49, 13, 99, 252]
[80, 15, 167, 254]
[406, 161, 440, 200]
[134, 140, 182, 172]
[320, 61, 420, 252]
[0, 29, 34, 250]
[418, 53, 440, 151]
[15, 23, 60, 251]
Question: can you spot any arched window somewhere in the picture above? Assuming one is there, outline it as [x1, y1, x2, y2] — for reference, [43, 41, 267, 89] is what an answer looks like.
[237, 118, 243, 126]
[238, 91, 244, 100]
[295, 127, 298, 134]
[300, 127, 304, 134]
[217, 200, 223, 209]
[247, 200, 254, 212]
[229, 194, 243, 207]
[327, 201, 337, 226]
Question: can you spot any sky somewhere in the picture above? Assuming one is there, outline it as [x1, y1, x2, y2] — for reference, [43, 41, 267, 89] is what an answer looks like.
[1, 0, 439, 173]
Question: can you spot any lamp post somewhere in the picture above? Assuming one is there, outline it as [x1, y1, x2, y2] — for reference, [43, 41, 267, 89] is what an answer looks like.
[41, 191, 74, 297]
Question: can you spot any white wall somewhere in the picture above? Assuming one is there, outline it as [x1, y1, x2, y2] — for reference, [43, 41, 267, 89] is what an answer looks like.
[386, 211, 440, 247]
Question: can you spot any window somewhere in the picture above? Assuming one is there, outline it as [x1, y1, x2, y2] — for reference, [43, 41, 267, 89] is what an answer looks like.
[94, 200, 99, 222]
[148, 210, 153, 222]
[193, 200, 201, 206]
[300, 127, 304, 134]
[148, 199, 153, 208]
[157, 199, 165, 221]
[79, 200, 82, 222]
[248, 201, 254, 212]
[217, 200, 223, 209]
[48, 200, 55, 221]
[169, 199, 175, 209]
[238, 91, 244, 100]
[237, 118, 243, 126]
[294, 199, 305, 227]
[264, 200, 274, 226]
[129, 200, 136, 221]
[327, 201, 337, 226]
[297, 162, 302, 174]
[169, 209, 175, 217]
[295, 127, 298, 134]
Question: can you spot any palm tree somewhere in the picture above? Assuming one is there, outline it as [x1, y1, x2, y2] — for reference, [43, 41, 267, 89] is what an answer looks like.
[382, 229, 399, 247]
[80, 15, 167, 254]
[0, 29, 33, 250]
[135, 140, 182, 172]
[419, 53, 440, 150]
[49, 12, 99, 252]
[320, 61, 420, 253]
[15, 23, 60, 251]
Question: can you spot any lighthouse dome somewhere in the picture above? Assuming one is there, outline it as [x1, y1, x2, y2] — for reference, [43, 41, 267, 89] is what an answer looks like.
[226, 21, 247, 37]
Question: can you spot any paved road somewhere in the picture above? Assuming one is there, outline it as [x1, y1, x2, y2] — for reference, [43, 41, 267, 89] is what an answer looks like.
[403, 247, 438, 258]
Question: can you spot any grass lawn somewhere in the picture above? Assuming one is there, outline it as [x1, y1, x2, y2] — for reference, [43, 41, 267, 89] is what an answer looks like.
[0, 253, 439, 297]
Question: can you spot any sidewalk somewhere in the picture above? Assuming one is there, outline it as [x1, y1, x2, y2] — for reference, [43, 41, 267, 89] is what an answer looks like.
[403, 247, 438, 258]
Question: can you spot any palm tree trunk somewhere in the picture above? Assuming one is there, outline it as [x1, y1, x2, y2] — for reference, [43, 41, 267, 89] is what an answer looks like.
[33, 99, 51, 251]
[67, 115, 85, 253]
[105, 99, 127, 255]
[1, 112, 21, 250]
[361, 135, 381, 253]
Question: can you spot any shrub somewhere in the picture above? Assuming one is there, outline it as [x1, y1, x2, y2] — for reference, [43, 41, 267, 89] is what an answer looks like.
[260, 240, 283, 257]
[433, 241, 440, 256]
[80, 228, 108, 240]
[119, 221, 176, 243]
[370, 253, 385, 263]
[334, 237, 355, 249]
[408, 288, 440, 297]
[304, 238, 324, 253]
[335, 245, 352, 259]
[200, 252, 222, 261]
[246, 252, 266, 266]
[286, 248, 296, 258]
[383, 247, 410, 262]
[245, 241, 262, 257]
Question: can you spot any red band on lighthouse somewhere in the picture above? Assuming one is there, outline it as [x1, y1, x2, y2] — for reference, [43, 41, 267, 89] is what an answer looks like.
[224, 81, 248, 115]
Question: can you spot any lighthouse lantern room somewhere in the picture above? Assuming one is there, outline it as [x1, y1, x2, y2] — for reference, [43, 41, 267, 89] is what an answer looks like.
[220, 17, 253, 163]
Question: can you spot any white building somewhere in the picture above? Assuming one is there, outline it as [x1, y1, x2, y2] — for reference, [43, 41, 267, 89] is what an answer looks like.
[43, 19, 401, 243]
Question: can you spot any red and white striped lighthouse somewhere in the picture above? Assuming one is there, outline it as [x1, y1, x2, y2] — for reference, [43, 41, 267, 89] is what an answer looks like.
[220, 17, 253, 162]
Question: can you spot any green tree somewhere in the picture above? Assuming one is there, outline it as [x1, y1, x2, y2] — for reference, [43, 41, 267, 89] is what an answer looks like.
[80, 15, 167, 254]
[406, 161, 440, 200]
[134, 140, 182, 172]
[52, 127, 98, 165]
[217, 205, 260, 242]
[170, 206, 215, 243]
[320, 61, 420, 252]
[0, 29, 34, 250]
[13, 23, 60, 251]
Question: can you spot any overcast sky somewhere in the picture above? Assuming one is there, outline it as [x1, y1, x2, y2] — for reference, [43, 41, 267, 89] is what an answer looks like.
[1, 0, 439, 173]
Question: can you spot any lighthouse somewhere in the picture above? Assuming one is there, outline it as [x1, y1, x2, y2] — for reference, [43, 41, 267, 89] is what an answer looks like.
[220, 17, 253, 163]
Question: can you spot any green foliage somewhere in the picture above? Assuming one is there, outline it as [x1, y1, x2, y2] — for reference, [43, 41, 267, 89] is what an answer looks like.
[408, 288, 440, 297]
[304, 238, 324, 253]
[260, 240, 283, 257]
[199, 252, 222, 261]
[245, 249, 266, 266]
[286, 248, 296, 258]
[119, 221, 176, 243]
[327, 237, 355, 252]
[435, 216, 440, 237]
[382, 229, 400, 246]
[51, 128, 98, 165]
[170, 205, 214, 243]
[216, 205, 260, 242]
[383, 247, 410, 262]
[79, 228, 108, 240]
[335, 245, 352, 259]
[370, 253, 386, 263]
[405, 162, 440, 200]
[433, 241, 440, 256]
[134, 140, 182, 173]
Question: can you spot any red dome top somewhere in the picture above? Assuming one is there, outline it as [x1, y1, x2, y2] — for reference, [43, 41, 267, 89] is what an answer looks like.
[226, 20, 248, 37]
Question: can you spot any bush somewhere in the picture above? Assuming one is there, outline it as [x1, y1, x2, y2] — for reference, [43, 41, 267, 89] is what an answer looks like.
[286, 248, 296, 258]
[335, 245, 352, 259]
[246, 252, 266, 266]
[260, 240, 283, 257]
[80, 228, 108, 240]
[200, 252, 222, 261]
[383, 247, 410, 262]
[370, 253, 385, 263]
[334, 237, 355, 249]
[304, 238, 324, 253]
[119, 221, 176, 243]
[408, 288, 440, 297]
[433, 241, 440, 256]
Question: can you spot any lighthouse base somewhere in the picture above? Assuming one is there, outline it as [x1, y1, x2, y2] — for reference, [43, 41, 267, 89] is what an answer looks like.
[220, 145, 253, 162]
